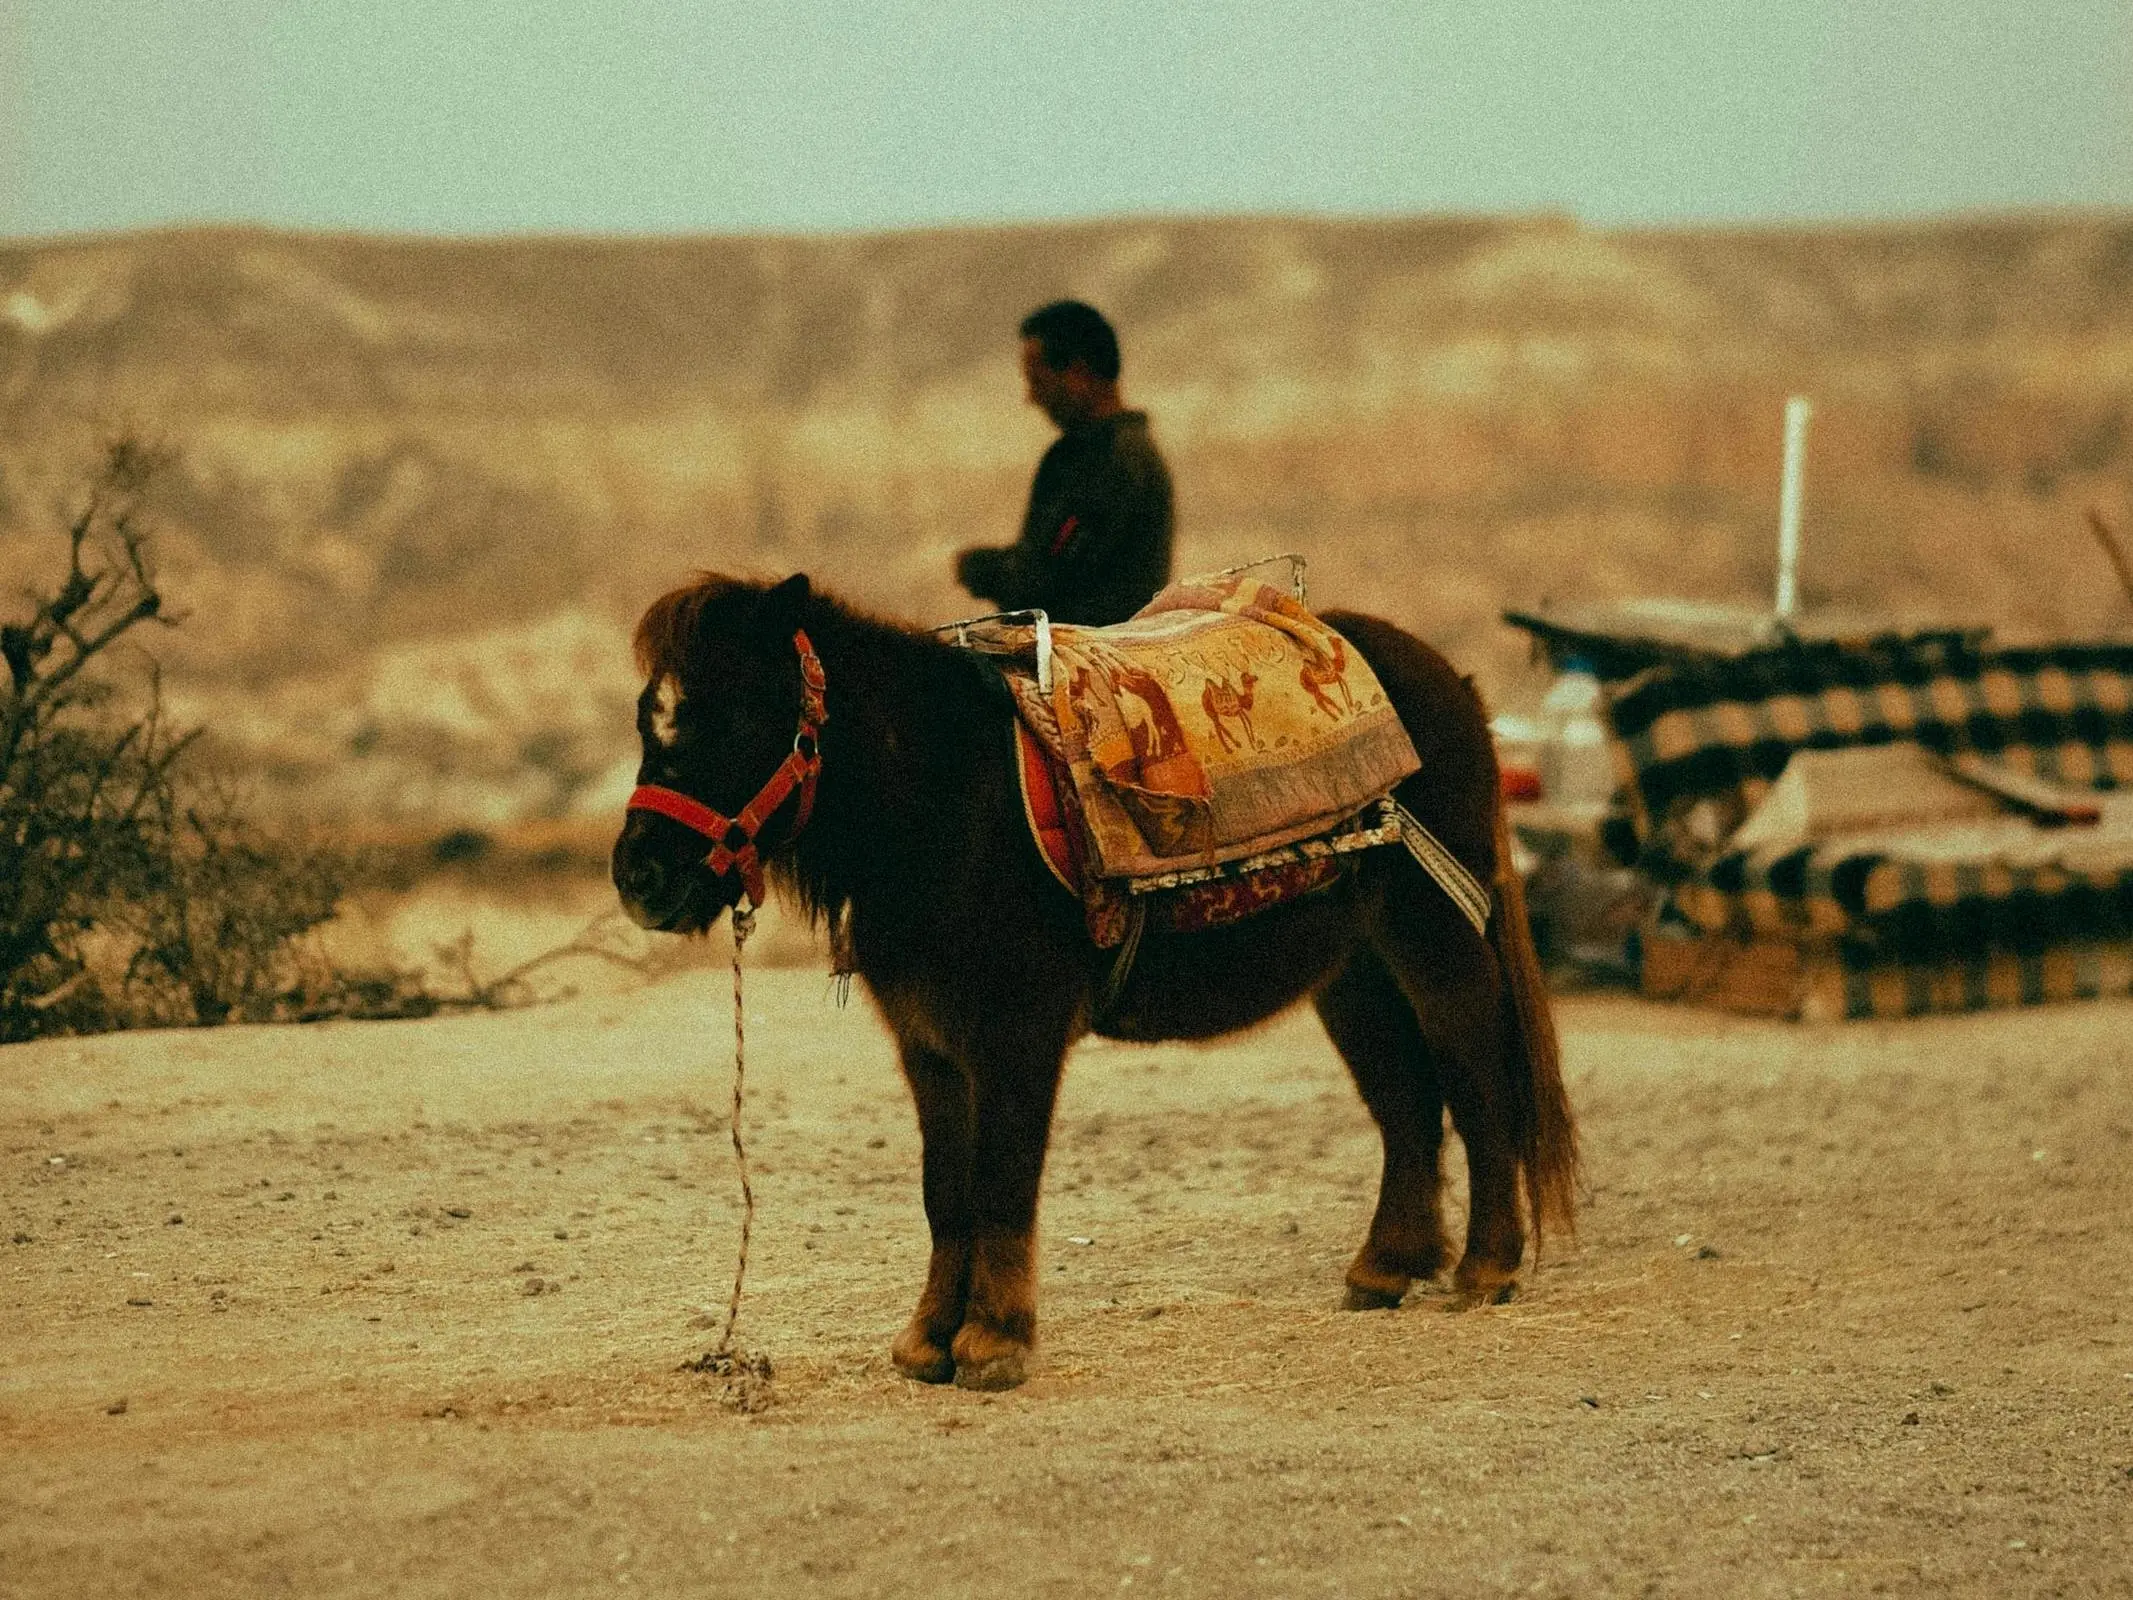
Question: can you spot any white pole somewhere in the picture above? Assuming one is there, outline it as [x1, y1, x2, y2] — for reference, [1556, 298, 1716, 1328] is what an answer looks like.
[1776, 395, 1812, 620]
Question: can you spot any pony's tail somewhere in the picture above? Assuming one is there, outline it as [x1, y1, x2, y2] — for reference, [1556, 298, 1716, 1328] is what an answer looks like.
[1488, 797, 1581, 1253]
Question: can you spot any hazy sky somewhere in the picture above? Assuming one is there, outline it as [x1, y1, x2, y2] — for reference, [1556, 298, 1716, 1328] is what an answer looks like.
[3, 0, 2129, 239]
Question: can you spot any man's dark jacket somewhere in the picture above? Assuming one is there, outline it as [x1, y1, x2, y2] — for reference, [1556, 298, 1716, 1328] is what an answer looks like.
[957, 410, 1174, 627]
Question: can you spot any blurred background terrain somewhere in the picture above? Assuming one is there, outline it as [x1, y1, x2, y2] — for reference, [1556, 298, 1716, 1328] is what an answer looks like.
[4, 213, 2130, 842]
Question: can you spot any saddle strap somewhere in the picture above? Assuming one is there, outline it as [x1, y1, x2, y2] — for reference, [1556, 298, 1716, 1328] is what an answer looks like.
[1092, 898, 1148, 1033]
[1393, 802, 1492, 937]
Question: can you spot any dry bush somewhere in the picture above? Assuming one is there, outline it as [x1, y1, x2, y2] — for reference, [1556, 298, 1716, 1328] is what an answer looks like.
[1, 437, 682, 1040]
[0, 440, 436, 1040]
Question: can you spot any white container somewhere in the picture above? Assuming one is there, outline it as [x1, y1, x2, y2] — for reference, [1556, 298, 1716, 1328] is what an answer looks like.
[1539, 668, 1614, 806]
[1489, 712, 1546, 787]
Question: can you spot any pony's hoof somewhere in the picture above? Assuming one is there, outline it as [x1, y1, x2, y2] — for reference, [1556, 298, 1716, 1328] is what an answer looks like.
[952, 1350, 1027, 1391]
[1445, 1279, 1518, 1311]
[1342, 1283, 1405, 1312]
[891, 1326, 956, 1385]
[950, 1325, 1030, 1391]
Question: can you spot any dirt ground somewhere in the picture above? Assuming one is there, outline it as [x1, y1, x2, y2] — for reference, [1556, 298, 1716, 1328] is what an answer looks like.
[5, 966, 2132, 1598]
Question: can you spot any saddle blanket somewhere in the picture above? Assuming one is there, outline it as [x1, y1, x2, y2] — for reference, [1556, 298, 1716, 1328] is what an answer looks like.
[1015, 720, 1404, 947]
[992, 573, 1422, 879]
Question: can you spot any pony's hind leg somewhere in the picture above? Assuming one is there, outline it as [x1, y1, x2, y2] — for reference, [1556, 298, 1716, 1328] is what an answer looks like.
[1314, 949, 1451, 1309]
[1366, 872, 1530, 1309]
[891, 1042, 974, 1384]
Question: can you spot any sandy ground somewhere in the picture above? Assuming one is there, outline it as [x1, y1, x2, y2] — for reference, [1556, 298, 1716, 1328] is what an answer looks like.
[5, 967, 2132, 1599]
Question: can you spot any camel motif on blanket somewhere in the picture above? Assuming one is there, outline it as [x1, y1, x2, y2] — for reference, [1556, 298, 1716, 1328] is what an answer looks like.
[1068, 663, 1194, 777]
[1201, 670, 1262, 753]
[1300, 638, 1358, 719]
[1065, 660, 1211, 854]
[1116, 664, 1193, 771]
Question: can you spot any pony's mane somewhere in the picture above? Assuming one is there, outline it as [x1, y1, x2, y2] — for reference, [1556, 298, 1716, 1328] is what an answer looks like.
[632, 574, 747, 679]
[634, 573, 949, 684]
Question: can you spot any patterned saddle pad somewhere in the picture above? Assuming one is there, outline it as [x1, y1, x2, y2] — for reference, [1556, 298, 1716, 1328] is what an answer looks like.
[988, 573, 1421, 880]
[1014, 720, 1402, 948]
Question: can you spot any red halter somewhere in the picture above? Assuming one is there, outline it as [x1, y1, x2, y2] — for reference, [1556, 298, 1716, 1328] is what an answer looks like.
[626, 629, 827, 911]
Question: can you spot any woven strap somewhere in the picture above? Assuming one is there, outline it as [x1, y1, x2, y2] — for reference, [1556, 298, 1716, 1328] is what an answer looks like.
[1393, 802, 1492, 936]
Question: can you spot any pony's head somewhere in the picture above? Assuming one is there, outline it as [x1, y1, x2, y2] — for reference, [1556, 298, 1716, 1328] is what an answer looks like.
[611, 572, 820, 934]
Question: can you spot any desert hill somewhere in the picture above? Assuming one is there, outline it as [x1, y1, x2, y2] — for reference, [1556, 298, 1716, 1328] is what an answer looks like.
[3, 213, 2130, 824]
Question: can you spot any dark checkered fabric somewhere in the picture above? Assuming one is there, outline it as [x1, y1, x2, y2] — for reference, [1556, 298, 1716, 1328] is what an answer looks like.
[1669, 831, 2133, 960]
[1608, 638, 2133, 964]
[1832, 940, 2133, 1018]
[1611, 637, 2133, 851]
[1647, 927, 2133, 1019]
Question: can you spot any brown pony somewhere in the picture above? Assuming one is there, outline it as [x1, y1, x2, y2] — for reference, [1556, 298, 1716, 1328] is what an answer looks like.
[612, 574, 1578, 1390]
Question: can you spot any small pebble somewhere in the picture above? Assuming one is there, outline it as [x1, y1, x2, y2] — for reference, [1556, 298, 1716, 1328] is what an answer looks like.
[105, 1398, 127, 1415]
[445, 1207, 472, 1219]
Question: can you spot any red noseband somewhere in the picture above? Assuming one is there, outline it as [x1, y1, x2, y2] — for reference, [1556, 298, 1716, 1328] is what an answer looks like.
[627, 628, 826, 911]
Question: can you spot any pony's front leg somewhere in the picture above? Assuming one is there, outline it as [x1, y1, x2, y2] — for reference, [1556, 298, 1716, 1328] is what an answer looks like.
[951, 1056, 1067, 1391]
[891, 1043, 974, 1384]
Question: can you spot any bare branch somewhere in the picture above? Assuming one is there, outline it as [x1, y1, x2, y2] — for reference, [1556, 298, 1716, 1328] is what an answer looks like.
[2086, 507, 2133, 611]
[15, 590, 162, 720]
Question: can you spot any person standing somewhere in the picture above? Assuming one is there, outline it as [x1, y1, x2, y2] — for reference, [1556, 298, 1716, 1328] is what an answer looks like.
[955, 300, 1174, 627]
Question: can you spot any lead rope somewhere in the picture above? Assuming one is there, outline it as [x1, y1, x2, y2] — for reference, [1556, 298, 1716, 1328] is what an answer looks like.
[716, 898, 757, 1359]
[685, 897, 773, 1410]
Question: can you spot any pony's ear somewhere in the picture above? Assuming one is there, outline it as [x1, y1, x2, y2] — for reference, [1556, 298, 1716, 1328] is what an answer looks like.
[760, 573, 812, 635]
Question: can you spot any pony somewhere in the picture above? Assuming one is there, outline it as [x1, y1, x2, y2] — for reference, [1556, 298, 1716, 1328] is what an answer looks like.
[612, 574, 1578, 1391]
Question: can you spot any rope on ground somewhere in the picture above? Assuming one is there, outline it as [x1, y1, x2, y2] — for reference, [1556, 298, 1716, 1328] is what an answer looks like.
[681, 899, 773, 1411]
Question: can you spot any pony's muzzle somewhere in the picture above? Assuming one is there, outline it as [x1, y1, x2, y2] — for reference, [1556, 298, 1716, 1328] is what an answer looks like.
[612, 817, 704, 931]
[612, 851, 670, 929]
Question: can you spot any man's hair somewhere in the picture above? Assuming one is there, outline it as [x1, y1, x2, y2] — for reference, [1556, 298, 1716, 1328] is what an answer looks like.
[1018, 300, 1121, 382]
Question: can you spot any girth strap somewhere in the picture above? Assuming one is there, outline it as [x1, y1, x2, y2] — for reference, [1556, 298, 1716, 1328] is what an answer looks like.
[1392, 801, 1492, 936]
